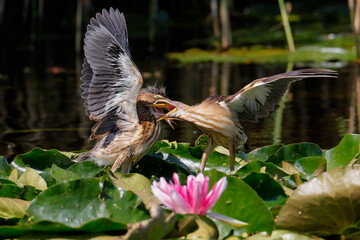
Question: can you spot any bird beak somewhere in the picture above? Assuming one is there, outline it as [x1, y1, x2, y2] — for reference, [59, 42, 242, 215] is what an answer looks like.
[153, 99, 177, 129]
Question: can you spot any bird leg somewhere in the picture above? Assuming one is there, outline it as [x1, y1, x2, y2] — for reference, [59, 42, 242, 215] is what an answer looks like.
[200, 137, 215, 172]
[229, 140, 236, 171]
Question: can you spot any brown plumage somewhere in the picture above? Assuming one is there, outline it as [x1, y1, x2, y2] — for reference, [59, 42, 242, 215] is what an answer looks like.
[75, 8, 172, 173]
[156, 69, 338, 172]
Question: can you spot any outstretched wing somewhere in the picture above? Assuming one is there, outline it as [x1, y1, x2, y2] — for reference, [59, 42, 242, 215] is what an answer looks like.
[81, 8, 143, 125]
[224, 68, 338, 123]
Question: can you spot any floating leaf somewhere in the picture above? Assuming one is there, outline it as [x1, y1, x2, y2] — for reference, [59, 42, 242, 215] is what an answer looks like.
[111, 173, 157, 208]
[156, 142, 238, 172]
[324, 134, 360, 170]
[12, 148, 73, 171]
[0, 184, 22, 199]
[245, 144, 284, 162]
[18, 167, 47, 191]
[243, 172, 287, 208]
[0, 219, 127, 239]
[124, 206, 177, 240]
[132, 155, 191, 180]
[276, 166, 360, 237]
[247, 230, 324, 239]
[206, 169, 274, 238]
[0, 197, 30, 220]
[267, 143, 322, 166]
[187, 215, 219, 239]
[236, 160, 288, 178]
[294, 156, 326, 177]
[0, 157, 12, 179]
[26, 178, 149, 228]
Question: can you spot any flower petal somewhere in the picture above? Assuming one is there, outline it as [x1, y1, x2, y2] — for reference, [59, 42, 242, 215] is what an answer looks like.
[170, 190, 192, 214]
[207, 212, 248, 227]
[151, 183, 175, 210]
[202, 176, 228, 213]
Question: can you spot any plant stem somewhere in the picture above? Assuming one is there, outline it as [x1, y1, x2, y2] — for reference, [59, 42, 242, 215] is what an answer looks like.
[278, 0, 295, 52]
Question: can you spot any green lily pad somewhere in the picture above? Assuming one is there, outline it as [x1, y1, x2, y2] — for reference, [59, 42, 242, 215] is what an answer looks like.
[132, 155, 191, 179]
[276, 166, 360, 237]
[11, 148, 73, 171]
[156, 142, 238, 172]
[245, 144, 284, 162]
[26, 178, 149, 228]
[267, 143, 323, 166]
[243, 172, 287, 208]
[247, 229, 324, 239]
[323, 134, 360, 170]
[0, 219, 127, 239]
[17, 167, 47, 191]
[0, 184, 22, 199]
[0, 197, 30, 220]
[206, 169, 274, 238]
[0, 157, 12, 179]
[236, 160, 288, 178]
[110, 173, 158, 208]
[294, 156, 326, 177]
[51, 161, 104, 184]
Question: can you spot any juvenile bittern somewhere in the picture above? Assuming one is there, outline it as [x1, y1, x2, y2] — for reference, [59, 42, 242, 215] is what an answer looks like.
[157, 69, 338, 172]
[75, 8, 172, 173]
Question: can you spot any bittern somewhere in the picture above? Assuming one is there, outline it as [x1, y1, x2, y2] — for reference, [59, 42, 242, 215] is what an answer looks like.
[156, 69, 338, 172]
[75, 8, 173, 173]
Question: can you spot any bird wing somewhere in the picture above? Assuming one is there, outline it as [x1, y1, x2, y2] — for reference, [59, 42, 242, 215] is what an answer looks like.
[80, 8, 143, 128]
[224, 68, 338, 123]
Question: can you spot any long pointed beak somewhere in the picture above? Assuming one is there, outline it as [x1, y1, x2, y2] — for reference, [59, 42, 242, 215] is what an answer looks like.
[157, 107, 177, 121]
[153, 100, 177, 129]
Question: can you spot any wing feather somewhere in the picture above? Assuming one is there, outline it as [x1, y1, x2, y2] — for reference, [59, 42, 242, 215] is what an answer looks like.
[80, 8, 142, 125]
[225, 68, 338, 123]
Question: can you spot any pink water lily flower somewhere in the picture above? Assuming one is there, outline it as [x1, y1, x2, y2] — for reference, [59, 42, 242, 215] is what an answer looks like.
[151, 172, 227, 215]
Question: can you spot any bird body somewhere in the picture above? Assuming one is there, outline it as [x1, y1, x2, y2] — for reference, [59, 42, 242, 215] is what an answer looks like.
[75, 8, 172, 173]
[157, 69, 338, 171]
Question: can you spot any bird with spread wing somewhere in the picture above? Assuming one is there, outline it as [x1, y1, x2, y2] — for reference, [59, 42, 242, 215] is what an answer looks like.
[156, 69, 338, 172]
[75, 8, 173, 173]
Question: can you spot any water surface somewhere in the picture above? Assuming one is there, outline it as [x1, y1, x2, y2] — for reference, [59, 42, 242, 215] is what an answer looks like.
[0, 40, 357, 160]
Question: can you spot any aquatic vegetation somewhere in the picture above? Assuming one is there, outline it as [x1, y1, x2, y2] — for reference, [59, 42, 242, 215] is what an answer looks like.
[0, 134, 359, 239]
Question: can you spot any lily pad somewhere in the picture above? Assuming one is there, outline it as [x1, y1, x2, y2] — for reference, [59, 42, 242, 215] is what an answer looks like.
[0, 197, 30, 220]
[294, 156, 326, 177]
[11, 148, 73, 171]
[245, 144, 284, 162]
[323, 134, 360, 170]
[206, 169, 274, 237]
[267, 143, 323, 166]
[247, 230, 324, 239]
[0, 157, 12, 179]
[236, 160, 288, 178]
[26, 178, 149, 228]
[276, 166, 360, 237]
[242, 172, 287, 208]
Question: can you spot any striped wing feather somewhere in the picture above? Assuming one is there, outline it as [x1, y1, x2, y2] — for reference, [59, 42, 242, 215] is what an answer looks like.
[81, 8, 142, 124]
[80, 8, 143, 139]
[225, 68, 338, 123]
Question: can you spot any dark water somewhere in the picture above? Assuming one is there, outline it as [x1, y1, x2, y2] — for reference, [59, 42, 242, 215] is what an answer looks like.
[0, 38, 357, 160]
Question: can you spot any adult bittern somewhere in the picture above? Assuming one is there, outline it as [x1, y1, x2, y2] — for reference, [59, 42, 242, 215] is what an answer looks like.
[157, 69, 338, 172]
[75, 8, 172, 173]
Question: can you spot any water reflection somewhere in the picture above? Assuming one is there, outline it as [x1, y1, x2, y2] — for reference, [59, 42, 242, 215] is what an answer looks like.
[0, 46, 358, 160]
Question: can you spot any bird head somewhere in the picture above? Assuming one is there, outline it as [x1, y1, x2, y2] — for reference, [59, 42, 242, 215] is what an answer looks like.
[138, 86, 176, 128]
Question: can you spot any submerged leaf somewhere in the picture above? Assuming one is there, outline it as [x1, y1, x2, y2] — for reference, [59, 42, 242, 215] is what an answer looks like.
[276, 166, 360, 237]
[0, 197, 30, 219]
